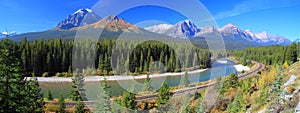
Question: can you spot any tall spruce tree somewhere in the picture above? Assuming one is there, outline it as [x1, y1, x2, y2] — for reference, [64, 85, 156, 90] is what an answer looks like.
[143, 74, 153, 92]
[157, 82, 172, 106]
[94, 77, 112, 113]
[121, 91, 136, 110]
[227, 91, 244, 113]
[286, 42, 298, 63]
[70, 70, 86, 101]
[183, 71, 190, 87]
[57, 95, 66, 113]
[195, 98, 205, 113]
[0, 38, 27, 112]
[23, 77, 45, 113]
[75, 100, 85, 113]
[46, 89, 53, 101]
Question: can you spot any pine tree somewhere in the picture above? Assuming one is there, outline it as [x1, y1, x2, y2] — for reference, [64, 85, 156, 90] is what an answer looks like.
[75, 100, 85, 113]
[0, 38, 27, 112]
[94, 77, 112, 113]
[193, 91, 201, 100]
[180, 95, 192, 113]
[57, 95, 66, 113]
[268, 72, 284, 110]
[227, 91, 244, 113]
[139, 52, 144, 72]
[228, 73, 239, 88]
[143, 74, 153, 92]
[46, 53, 53, 75]
[195, 98, 205, 113]
[23, 77, 45, 113]
[183, 71, 190, 87]
[286, 42, 298, 63]
[157, 82, 172, 106]
[192, 52, 198, 67]
[121, 91, 136, 109]
[46, 89, 53, 101]
[70, 70, 86, 101]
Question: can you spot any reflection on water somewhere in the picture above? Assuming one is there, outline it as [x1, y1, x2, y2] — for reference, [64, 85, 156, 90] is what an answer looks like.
[40, 58, 237, 100]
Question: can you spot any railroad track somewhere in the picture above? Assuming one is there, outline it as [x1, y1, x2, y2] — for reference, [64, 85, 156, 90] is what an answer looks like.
[135, 61, 264, 101]
[46, 61, 265, 108]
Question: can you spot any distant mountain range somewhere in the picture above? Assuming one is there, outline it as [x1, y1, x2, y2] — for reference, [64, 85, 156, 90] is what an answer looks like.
[145, 21, 292, 46]
[10, 8, 292, 49]
[1, 31, 17, 38]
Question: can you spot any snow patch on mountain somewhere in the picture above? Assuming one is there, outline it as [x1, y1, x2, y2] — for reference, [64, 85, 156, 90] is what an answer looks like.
[145, 21, 291, 45]
[144, 24, 173, 34]
[73, 8, 92, 14]
[0, 31, 17, 38]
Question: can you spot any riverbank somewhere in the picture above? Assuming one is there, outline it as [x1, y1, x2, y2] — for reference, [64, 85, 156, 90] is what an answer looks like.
[28, 58, 250, 83]
[29, 64, 249, 83]
[29, 68, 208, 82]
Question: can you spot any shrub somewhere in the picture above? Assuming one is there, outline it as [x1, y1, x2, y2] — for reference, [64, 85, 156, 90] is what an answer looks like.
[42, 72, 49, 77]
[83, 68, 96, 76]
[55, 72, 64, 77]
[64, 72, 73, 77]
[44, 103, 58, 112]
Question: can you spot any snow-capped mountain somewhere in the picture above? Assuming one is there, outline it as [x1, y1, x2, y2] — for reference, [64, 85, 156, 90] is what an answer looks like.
[255, 32, 292, 45]
[0, 31, 17, 38]
[218, 24, 291, 45]
[145, 21, 291, 45]
[219, 24, 246, 37]
[145, 24, 173, 34]
[165, 20, 201, 38]
[56, 8, 101, 30]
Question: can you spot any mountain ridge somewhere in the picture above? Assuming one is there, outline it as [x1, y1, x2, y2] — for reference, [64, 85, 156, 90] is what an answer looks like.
[9, 8, 292, 50]
[146, 22, 292, 46]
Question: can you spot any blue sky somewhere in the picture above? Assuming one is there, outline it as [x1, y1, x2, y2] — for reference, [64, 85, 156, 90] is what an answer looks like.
[0, 0, 300, 41]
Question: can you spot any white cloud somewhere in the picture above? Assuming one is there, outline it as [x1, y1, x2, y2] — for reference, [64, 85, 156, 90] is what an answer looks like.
[214, 0, 300, 20]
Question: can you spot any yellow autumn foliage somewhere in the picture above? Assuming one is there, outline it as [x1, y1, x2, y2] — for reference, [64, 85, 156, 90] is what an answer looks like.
[258, 65, 278, 89]
[283, 61, 289, 69]
[286, 85, 295, 94]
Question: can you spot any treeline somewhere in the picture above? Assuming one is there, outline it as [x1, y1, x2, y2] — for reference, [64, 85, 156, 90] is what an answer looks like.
[232, 42, 298, 65]
[14, 38, 211, 76]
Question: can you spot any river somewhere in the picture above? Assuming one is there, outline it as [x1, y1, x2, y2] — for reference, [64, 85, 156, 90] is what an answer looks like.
[40, 58, 238, 100]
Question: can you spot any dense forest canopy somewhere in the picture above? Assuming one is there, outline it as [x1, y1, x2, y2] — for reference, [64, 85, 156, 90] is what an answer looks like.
[7, 37, 212, 77]
[232, 42, 299, 65]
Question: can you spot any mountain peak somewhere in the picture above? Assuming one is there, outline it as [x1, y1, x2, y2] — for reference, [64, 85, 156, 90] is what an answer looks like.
[74, 15, 142, 33]
[219, 23, 243, 36]
[166, 19, 200, 38]
[224, 23, 236, 28]
[176, 20, 195, 27]
[73, 8, 92, 14]
[103, 15, 122, 21]
[219, 23, 238, 31]
[57, 8, 101, 30]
